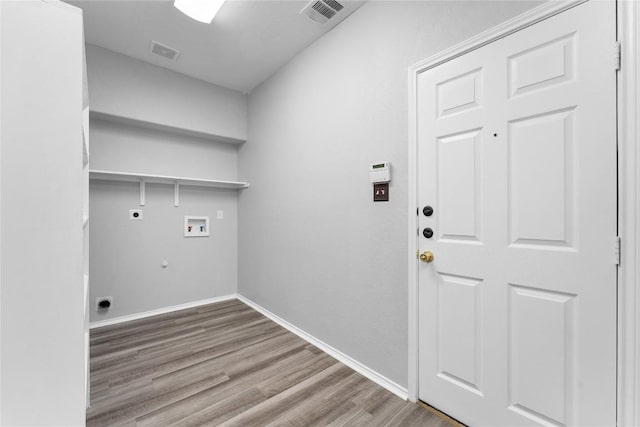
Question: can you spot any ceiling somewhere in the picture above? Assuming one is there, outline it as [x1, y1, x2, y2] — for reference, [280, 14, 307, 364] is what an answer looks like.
[66, 0, 365, 93]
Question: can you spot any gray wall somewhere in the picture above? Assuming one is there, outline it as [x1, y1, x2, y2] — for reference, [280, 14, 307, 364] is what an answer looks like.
[90, 119, 240, 322]
[87, 45, 248, 141]
[240, 0, 540, 388]
[86, 45, 247, 322]
[90, 118, 239, 180]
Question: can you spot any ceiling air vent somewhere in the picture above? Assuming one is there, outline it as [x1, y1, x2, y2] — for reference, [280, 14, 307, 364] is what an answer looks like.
[149, 40, 181, 62]
[300, 0, 345, 24]
[323, 0, 344, 12]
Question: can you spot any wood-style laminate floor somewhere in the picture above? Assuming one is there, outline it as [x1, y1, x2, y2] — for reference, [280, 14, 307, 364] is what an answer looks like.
[87, 299, 453, 427]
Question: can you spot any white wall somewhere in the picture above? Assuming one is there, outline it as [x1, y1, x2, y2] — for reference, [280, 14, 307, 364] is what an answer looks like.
[0, 1, 3, 420]
[1, 1, 85, 424]
[89, 119, 239, 321]
[87, 45, 248, 141]
[240, 0, 541, 388]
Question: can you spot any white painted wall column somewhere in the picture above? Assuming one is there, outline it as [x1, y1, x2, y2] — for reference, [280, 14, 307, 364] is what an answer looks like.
[0, 0, 3, 420]
[0, 1, 86, 424]
[618, 1, 640, 425]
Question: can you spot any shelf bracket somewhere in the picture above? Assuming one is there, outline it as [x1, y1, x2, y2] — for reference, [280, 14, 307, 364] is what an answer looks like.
[140, 179, 146, 206]
[174, 182, 180, 207]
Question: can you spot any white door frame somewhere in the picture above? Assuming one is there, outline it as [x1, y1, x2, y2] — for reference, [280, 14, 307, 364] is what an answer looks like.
[0, 1, 3, 420]
[616, 1, 640, 425]
[407, 1, 639, 425]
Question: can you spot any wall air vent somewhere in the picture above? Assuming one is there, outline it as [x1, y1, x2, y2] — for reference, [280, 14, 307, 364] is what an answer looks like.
[149, 40, 181, 62]
[300, 0, 345, 24]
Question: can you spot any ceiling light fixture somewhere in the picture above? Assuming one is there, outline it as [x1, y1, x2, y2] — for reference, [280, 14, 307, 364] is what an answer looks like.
[174, 0, 225, 24]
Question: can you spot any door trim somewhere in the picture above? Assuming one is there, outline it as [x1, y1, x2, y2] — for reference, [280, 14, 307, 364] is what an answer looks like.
[617, 1, 640, 425]
[407, 2, 638, 424]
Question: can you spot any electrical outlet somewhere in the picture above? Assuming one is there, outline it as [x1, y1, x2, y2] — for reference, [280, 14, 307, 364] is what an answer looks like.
[130, 209, 143, 220]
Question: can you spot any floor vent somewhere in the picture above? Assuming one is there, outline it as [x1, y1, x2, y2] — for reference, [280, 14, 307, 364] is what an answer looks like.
[149, 40, 181, 62]
[301, 0, 345, 24]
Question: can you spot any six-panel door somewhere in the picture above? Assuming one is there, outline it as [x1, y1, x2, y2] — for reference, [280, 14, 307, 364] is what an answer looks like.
[417, 2, 617, 425]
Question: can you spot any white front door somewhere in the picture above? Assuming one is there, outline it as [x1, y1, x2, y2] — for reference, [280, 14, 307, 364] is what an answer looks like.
[417, 2, 617, 425]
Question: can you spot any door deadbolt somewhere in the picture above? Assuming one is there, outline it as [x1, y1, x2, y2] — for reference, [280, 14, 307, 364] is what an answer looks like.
[423, 228, 433, 238]
[423, 206, 434, 216]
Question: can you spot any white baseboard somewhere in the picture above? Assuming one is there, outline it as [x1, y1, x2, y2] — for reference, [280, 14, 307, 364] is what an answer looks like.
[89, 294, 237, 329]
[236, 295, 409, 401]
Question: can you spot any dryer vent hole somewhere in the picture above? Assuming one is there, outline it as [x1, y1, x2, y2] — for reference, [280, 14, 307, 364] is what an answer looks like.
[97, 297, 113, 311]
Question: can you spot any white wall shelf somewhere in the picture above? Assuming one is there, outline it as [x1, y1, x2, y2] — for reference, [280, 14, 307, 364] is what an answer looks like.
[90, 110, 246, 145]
[90, 170, 249, 206]
[82, 40, 90, 409]
[83, 274, 89, 312]
[90, 170, 250, 189]
[82, 107, 89, 166]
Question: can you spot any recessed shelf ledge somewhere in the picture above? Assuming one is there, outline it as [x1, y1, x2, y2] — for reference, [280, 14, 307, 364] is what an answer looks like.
[89, 170, 250, 190]
[90, 110, 246, 145]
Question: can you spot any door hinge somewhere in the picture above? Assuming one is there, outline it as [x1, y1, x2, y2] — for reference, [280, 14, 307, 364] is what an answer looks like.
[615, 236, 621, 265]
[614, 41, 621, 71]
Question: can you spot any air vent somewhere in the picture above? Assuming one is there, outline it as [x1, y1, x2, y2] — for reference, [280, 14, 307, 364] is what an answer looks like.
[323, 0, 344, 12]
[300, 0, 345, 24]
[149, 40, 181, 62]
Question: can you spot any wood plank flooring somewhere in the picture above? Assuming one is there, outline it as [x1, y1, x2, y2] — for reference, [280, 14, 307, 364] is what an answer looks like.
[87, 299, 452, 426]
